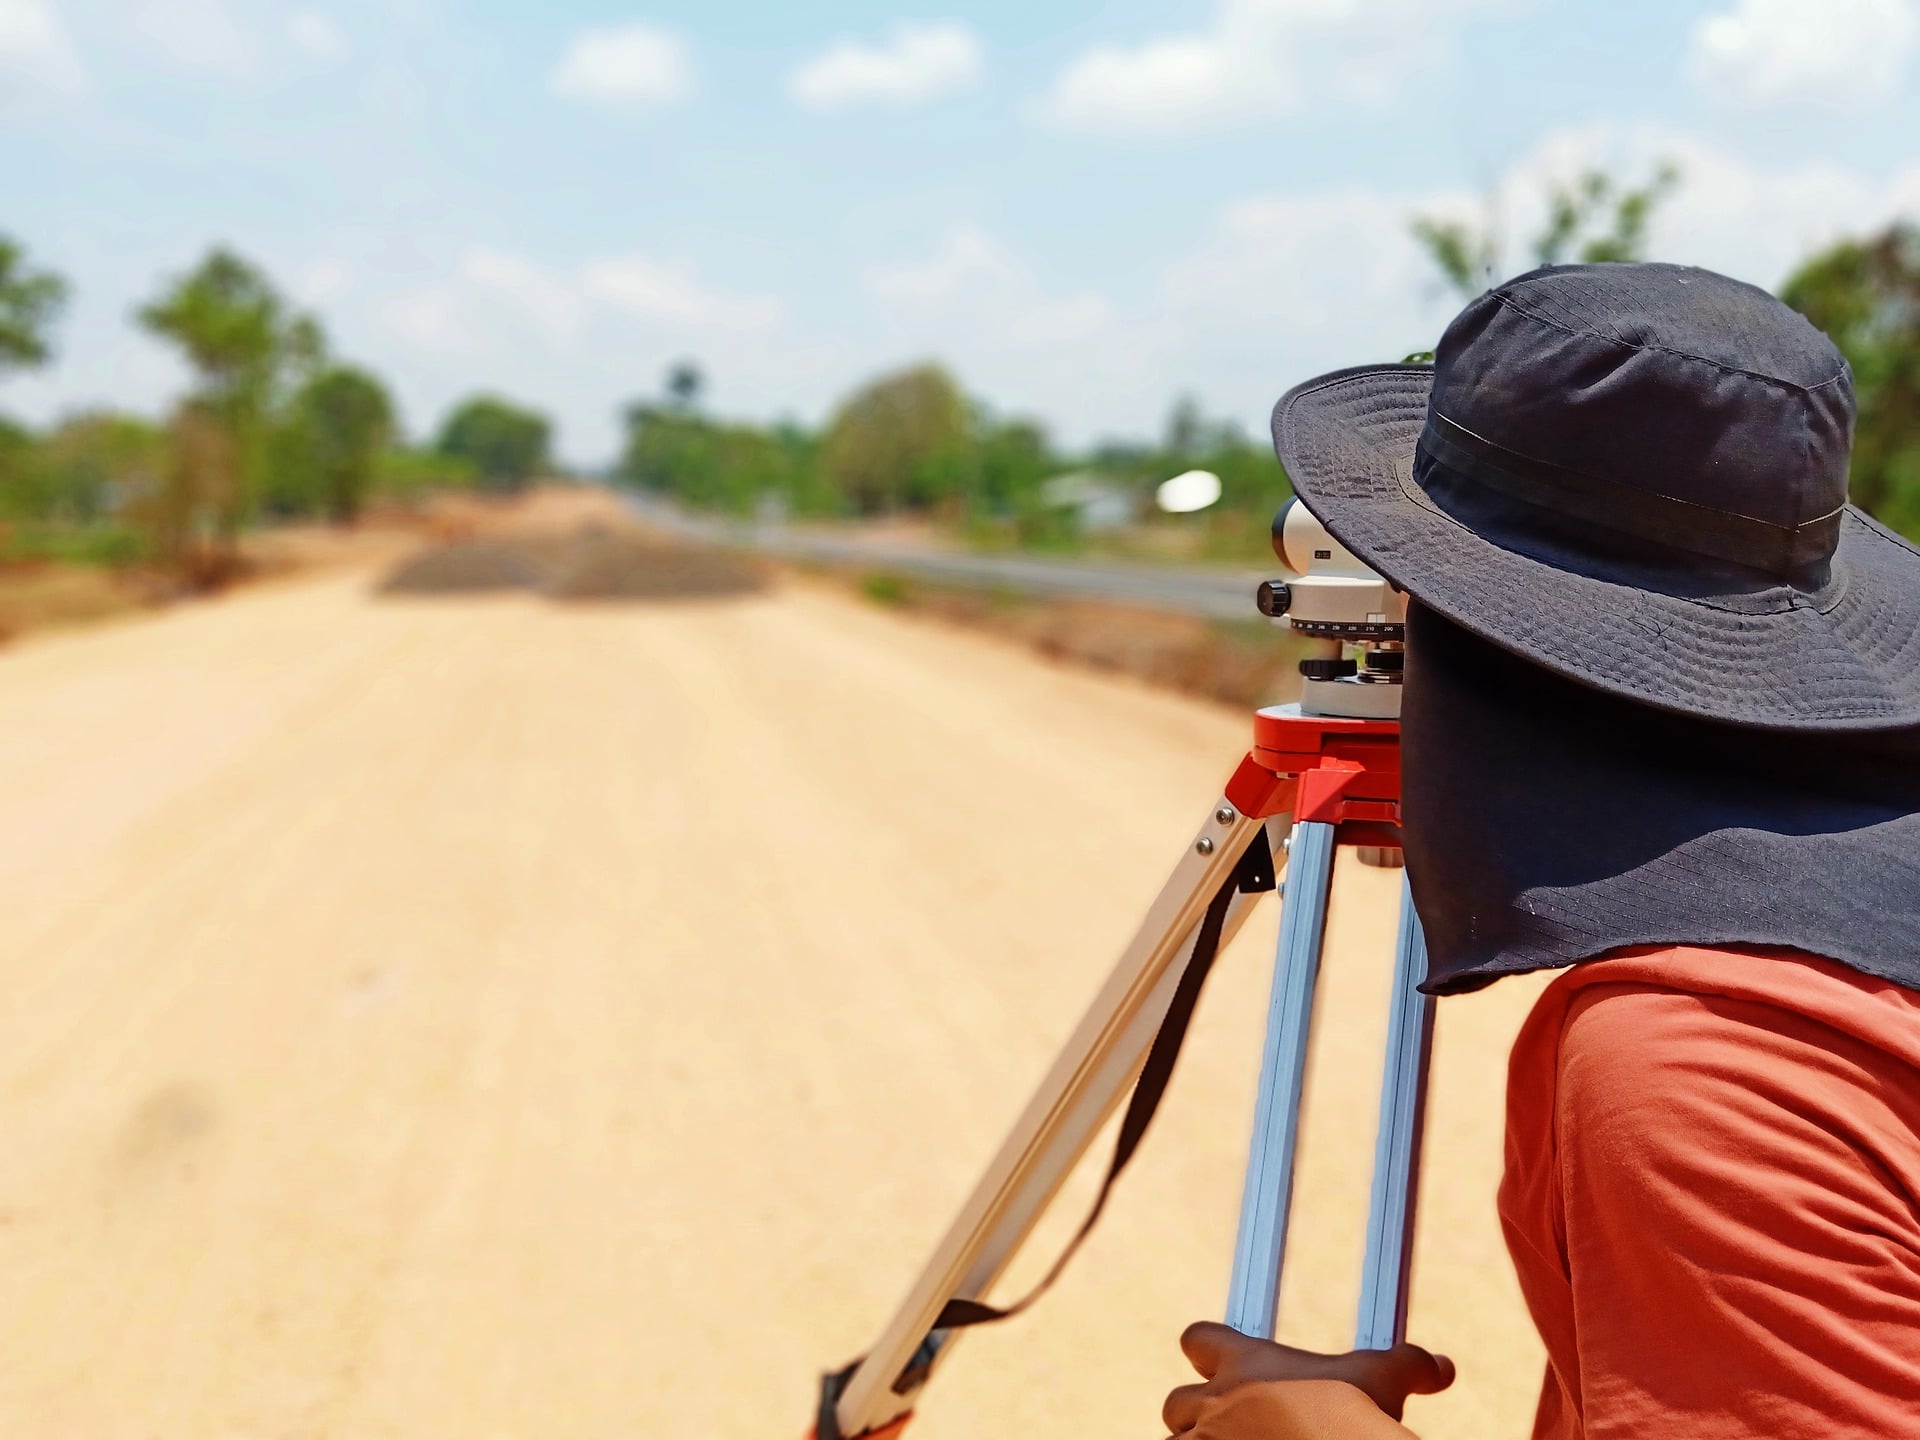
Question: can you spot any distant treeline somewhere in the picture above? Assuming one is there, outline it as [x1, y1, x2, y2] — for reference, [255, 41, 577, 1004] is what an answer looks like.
[621, 168, 1920, 550]
[0, 240, 557, 584]
[616, 359, 1290, 556]
[622, 234, 1920, 556]
[6, 172, 1919, 587]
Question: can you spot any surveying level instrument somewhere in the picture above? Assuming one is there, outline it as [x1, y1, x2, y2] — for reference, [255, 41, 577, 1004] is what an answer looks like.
[813, 500, 1433, 1440]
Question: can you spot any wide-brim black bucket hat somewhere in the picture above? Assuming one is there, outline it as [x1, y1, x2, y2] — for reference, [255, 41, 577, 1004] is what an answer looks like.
[1272, 262, 1920, 732]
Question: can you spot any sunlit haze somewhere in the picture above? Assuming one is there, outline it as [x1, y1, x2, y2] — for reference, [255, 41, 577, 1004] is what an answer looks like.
[8, 0, 1920, 462]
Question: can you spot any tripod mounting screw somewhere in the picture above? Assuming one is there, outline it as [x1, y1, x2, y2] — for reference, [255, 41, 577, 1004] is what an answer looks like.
[1215, 805, 1237, 825]
[1195, 837, 1216, 856]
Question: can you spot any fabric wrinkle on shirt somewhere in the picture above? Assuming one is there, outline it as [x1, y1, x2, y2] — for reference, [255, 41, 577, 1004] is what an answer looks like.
[1500, 943, 1920, 1440]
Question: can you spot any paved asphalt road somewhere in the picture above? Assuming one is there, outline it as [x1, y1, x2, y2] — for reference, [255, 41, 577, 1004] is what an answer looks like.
[625, 493, 1278, 621]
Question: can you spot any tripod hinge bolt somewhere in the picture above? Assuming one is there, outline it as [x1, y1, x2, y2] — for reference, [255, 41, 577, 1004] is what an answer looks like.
[1215, 805, 1237, 825]
[1195, 837, 1216, 856]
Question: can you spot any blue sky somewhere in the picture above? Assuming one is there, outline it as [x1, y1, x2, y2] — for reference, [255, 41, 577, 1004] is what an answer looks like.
[5, 0, 1920, 462]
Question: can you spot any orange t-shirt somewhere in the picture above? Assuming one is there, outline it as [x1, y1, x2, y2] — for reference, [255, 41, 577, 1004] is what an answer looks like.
[1499, 945, 1920, 1438]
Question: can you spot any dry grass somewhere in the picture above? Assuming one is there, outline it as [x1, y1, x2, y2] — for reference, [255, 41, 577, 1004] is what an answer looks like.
[0, 562, 155, 644]
[844, 568, 1308, 711]
[0, 485, 668, 648]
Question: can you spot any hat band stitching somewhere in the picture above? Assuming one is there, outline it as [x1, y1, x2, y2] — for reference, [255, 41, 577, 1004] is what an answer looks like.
[1490, 291, 1850, 398]
[1392, 448, 1855, 621]
[1422, 413, 1842, 577]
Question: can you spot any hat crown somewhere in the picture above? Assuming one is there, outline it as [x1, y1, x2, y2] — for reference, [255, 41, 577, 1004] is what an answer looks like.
[1427, 263, 1854, 556]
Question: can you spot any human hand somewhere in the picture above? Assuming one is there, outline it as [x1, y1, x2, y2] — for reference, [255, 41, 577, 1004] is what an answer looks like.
[1162, 1322, 1453, 1437]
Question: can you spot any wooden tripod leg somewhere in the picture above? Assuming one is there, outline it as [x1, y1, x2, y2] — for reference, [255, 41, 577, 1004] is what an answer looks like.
[828, 798, 1287, 1440]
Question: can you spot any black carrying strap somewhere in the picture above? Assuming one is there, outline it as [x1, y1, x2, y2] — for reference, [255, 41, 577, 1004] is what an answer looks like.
[927, 829, 1276, 1337]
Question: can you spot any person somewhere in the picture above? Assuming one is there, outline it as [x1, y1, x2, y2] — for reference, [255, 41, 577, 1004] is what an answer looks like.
[1163, 263, 1920, 1439]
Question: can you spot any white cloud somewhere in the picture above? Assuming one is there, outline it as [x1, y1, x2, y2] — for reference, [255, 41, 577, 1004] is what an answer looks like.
[552, 22, 691, 107]
[1162, 189, 1442, 345]
[464, 249, 586, 347]
[866, 225, 1022, 304]
[292, 257, 353, 306]
[371, 247, 805, 461]
[287, 8, 347, 63]
[866, 225, 1110, 346]
[381, 286, 476, 357]
[1117, 123, 1920, 444]
[583, 254, 783, 330]
[130, 0, 255, 76]
[1691, 0, 1918, 107]
[0, 0, 84, 96]
[1475, 124, 1920, 288]
[381, 251, 587, 356]
[856, 226, 1124, 435]
[790, 21, 981, 109]
[804, 125, 1920, 449]
[381, 247, 779, 365]
[1043, 0, 1512, 134]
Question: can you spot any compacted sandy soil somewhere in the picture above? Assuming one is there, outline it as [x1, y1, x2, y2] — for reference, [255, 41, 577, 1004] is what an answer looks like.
[0, 522, 1551, 1439]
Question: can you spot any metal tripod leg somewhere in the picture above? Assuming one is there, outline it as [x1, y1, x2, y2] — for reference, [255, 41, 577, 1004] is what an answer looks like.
[830, 798, 1286, 1440]
[1354, 877, 1435, 1351]
[1224, 819, 1335, 1338]
[1225, 851, 1435, 1349]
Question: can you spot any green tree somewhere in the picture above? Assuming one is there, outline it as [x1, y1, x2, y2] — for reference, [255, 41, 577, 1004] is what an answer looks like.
[435, 395, 552, 493]
[37, 411, 165, 524]
[0, 417, 42, 522]
[144, 400, 245, 580]
[1412, 161, 1681, 299]
[373, 446, 478, 503]
[136, 248, 323, 561]
[1781, 224, 1920, 539]
[975, 417, 1052, 515]
[665, 359, 704, 411]
[0, 235, 69, 373]
[617, 401, 814, 517]
[137, 249, 320, 414]
[275, 365, 397, 522]
[818, 363, 971, 514]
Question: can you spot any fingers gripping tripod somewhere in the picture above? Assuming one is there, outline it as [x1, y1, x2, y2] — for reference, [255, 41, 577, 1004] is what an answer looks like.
[814, 504, 1432, 1440]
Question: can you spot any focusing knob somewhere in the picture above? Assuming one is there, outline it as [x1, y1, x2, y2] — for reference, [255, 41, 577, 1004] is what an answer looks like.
[1299, 657, 1358, 681]
[1255, 580, 1292, 617]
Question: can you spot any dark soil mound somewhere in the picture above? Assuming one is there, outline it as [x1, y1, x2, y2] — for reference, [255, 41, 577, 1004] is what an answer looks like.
[379, 528, 765, 602]
[545, 533, 765, 600]
[378, 539, 556, 595]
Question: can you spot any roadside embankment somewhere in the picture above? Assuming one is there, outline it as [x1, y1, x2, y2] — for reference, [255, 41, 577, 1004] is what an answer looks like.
[810, 563, 1310, 712]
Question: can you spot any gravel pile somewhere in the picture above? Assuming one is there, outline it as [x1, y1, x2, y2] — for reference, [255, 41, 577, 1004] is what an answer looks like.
[379, 528, 764, 602]
[546, 531, 765, 600]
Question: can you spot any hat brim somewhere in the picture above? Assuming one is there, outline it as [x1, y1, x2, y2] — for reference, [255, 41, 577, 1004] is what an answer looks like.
[1272, 364, 1920, 732]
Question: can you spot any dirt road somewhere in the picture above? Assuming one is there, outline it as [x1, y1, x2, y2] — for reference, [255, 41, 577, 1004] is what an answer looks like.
[0, 546, 1551, 1438]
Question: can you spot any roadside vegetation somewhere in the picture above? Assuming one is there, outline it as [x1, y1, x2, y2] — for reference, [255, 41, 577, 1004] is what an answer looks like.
[620, 355, 1290, 565]
[0, 240, 556, 614]
[5, 161, 1918, 641]
[845, 563, 1308, 711]
[617, 165, 1920, 553]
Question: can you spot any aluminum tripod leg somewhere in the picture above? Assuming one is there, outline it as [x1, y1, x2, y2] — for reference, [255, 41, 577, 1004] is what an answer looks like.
[1225, 853, 1436, 1350]
[1224, 819, 1335, 1338]
[1355, 877, 1435, 1349]
[830, 798, 1285, 1440]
